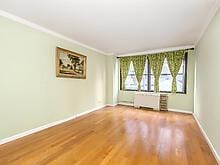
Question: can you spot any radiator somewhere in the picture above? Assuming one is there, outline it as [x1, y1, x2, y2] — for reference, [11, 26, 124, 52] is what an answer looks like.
[134, 92, 160, 110]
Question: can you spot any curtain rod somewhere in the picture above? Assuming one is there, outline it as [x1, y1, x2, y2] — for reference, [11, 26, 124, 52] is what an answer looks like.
[116, 47, 194, 58]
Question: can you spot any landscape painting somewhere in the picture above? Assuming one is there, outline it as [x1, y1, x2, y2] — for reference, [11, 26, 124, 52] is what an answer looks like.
[56, 47, 87, 79]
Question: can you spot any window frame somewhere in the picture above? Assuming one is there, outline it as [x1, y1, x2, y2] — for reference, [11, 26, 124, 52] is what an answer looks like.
[120, 52, 188, 94]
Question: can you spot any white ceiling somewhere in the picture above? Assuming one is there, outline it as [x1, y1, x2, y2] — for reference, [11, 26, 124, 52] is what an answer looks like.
[0, 0, 219, 55]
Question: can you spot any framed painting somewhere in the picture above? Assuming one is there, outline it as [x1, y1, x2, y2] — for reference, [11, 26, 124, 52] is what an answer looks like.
[56, 47, 87, 79]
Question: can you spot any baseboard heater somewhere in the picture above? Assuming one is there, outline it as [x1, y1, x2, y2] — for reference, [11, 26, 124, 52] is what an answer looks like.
[134, 92, 168, 111]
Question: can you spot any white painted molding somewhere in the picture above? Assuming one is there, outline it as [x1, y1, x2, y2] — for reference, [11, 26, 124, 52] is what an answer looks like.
[195, 0, 220, 45]
[118, 102, 194, 115]
[0, 105, 107, 145]
[106, 104, 117, 107]
[193, 114, 220, 164]
[0, 10, 198, 57]
[0, 10, 109, 56]
[168, 108, 193, 114]
[116, 45, 195, 57]
[118, 102, 134, 106]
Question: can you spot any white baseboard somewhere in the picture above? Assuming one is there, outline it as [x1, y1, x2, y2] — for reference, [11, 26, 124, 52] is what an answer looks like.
[106, 104, 117, 107]
[2, 105, 218, 164]
[193, 114, 220, 164]
[168, 108, 193, 114]
[0, 105, 107, 145]
[118, 102, 134, 106]
[118, 103, 193, 115]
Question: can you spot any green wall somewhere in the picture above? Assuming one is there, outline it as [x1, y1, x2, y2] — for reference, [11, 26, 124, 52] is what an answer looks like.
[0, 16, 107, 140]
[106, 56, 114, 105]
[106, 56, 119, 105]
[0, 12, 200, 142]
[118, 50, 195, 113]
[194, 9, 220, 158]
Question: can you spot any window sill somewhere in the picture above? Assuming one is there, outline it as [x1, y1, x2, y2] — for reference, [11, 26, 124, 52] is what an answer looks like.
[120, 89, 186, 95]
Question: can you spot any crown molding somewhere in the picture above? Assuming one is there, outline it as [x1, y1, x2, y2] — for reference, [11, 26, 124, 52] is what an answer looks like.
[195, 0, 220, 45]
[0, 10, 110, 55]
[116, 45, 195, 57]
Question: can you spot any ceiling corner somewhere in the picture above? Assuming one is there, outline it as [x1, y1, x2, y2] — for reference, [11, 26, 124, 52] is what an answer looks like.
[194, 0, 220, 45]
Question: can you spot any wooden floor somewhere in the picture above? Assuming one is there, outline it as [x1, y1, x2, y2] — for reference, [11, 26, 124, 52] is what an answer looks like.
[0, 105, 217, 165]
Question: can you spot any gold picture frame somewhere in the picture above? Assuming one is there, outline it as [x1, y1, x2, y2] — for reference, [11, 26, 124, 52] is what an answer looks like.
[56, 47, 87, 79]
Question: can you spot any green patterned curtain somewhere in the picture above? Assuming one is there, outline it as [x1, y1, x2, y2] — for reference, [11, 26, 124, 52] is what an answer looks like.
[130, 55, 147, 91]
[166, 50, 185, 93]
[148, 53, 166, 92]
[120, 57, 131, 90]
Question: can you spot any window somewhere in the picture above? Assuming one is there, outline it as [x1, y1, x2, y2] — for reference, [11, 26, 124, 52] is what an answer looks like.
[121, 54, 187, 93]
[150, 58, 186, 92]
[124, 62, 138, 90]
[124, 61, 149, 91]
[140, 62, 148, 91]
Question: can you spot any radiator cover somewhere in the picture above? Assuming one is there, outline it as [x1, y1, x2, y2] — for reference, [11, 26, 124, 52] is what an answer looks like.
[134, 92, 161, 110]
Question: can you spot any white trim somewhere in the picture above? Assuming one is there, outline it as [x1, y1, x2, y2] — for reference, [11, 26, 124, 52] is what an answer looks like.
[195, 0, 220, 45]
[106, 104, 117, 107]
[168, 108, 193, 114]
[116, 45, 195, 57]
[0, 105, 107, 145]
[0, 10, 109, 56]
[193, 114, 220, 164]
[117, 103, 193, 115]
[118, 102, 134, 106]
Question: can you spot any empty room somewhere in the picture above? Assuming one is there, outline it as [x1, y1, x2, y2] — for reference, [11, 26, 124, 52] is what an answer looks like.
[0, 0, 220, 164]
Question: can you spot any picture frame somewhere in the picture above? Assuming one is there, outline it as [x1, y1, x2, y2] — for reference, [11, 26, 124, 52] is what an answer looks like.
[56, 47, 87, 79]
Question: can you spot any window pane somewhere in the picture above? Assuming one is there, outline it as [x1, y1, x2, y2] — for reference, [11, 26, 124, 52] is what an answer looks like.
[125, 62, 138, 90]
[150, 75, 154, 91]
[176, 74, 184, 92]
[161, 59, 170, 74]
[176, 58, 185, 92]
[150, 74, 185, 92]
[160, 75, 172, 91]
[150, 58, 185, 92]
[159, 59, 172, 91]
[140, 75, 148, 90]
[178, 62, 184, 74]
[125, 75, 138, 90]
[143, 60, 148, 74]
[140, 61, 148, 90]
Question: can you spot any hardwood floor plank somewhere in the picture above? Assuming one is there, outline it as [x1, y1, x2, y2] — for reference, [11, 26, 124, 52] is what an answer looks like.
[0, 105, 218, 165]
